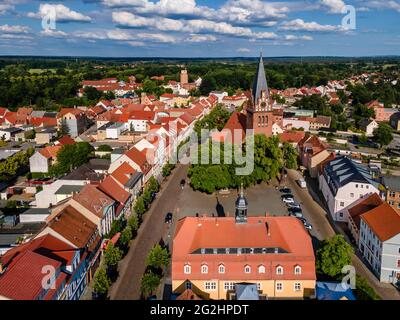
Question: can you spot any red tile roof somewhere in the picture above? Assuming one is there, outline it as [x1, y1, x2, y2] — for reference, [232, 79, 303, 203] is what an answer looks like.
[279, 131, 306, 144]
[72, 184, 114, 218]
[125, 147, 151, 174]
[348, 193, 383, 228]
[57, 135, 75, 146]
[39, 145, 61, 159]
[99, 175, 130, 205]
[111, 162, 137, 186]
[172, 216, 316, 281]
[361, 201, 400, 241]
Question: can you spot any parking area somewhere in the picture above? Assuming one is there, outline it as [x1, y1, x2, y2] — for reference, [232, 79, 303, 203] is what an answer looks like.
[175, 179, 289, 220]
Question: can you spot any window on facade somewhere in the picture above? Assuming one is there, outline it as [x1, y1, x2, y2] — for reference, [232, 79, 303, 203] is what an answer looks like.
[258, 265, 266, 274]
[276, 282, 283, 291]
[201, 264, 208, 274]
[340, 202, 345, 207]
[350, 193, 354, 198]
[184, 264, 191, 274]
[339, 212, 344, 217]
[224, 282, 235, 291]
[397, 260, 400, 268]
[218, 264, 225, 274]
[294, 266, 302, 275]
[185, 281, 192, 290]
[205, 282, 216, 291]
[257, 283, 262, 290]
[366, 185, 369, 189]
[294, 283, 301, 291]
[276, 266, 284, 275]
[356, 184, 358, 188]
[244, 265, 251, 274]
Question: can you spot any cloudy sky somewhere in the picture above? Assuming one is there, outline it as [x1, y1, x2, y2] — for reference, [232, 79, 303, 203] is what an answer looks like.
[0, 0, 399, 57]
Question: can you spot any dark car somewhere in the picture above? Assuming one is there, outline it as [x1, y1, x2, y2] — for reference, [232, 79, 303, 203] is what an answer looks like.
[281, 194, 294, 199]
[165, 212, 173, 224]
[297, 217, 307, 224]
[279, 188, 292, 194]
[180, 179, 186, 188]
[288, 207, 302, 214]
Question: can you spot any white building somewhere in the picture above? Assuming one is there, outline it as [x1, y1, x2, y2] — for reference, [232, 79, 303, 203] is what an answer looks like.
[359, 202, 400, 284]
[318, 156, 381, 221]
[106, 122, 128, 139]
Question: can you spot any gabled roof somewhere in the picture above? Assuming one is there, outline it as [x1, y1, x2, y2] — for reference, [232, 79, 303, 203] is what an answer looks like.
[111, 162, 138, 186]
[39, 145, 61, 159]
[48, 205, 97, 249]
[382, 175, 400, 192]
[57, 135, 75, 146]
[125, 147, 150, 173]
[278, 131, 306, 144]
[348, 193, 383, 228]
[99, 175, 130, 205]
[72, 184, 114, 218]
[361, 201, 400, 242]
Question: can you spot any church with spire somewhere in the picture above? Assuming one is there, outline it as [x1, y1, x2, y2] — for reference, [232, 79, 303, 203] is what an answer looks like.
[212, 53, 282, 144]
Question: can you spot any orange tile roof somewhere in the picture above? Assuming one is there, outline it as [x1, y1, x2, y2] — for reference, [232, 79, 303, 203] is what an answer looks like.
[279, 131, 306, 144]
[57, 135, 75, 146]
[348, 193, 383, 228]
[39, 145, 61, 159]
[361, 201, 400, 241]
[125, 147, 151, 173]
[111, 162, 137, 186]
[99, 175, 130, 205]
[172, 216, 316, 281]
[72, 184, 114, 218]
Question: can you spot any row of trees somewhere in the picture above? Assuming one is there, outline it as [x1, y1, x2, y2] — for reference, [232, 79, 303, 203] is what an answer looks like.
[133, 177, 160, 218]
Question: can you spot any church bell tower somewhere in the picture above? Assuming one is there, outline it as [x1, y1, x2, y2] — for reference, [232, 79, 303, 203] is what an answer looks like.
[235, 185, 248, 224]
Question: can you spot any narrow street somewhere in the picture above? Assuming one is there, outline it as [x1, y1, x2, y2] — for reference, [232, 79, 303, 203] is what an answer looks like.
[109, 164, 189, 300]
[286, 169, 400, 300]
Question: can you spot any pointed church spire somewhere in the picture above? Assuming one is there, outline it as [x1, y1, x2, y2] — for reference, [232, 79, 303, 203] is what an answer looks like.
[252, 52, 269, 108]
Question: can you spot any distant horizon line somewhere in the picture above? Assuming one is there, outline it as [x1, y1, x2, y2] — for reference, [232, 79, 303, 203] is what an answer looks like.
[0, 54, 399, 60]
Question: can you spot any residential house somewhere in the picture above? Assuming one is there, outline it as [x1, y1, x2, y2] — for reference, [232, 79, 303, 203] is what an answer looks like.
[382, 175, 400, 213]
[359, 201, 400, 284]
[35, 127, 58, 145]
[109, 162, 143, 200]
[390, 112, 400, 131]
[29, 146, 61, 173]
[172, 191, 316, 300]
[297, 135, 333, 178]
[358, 119, 379, 136]
[367, 100, 398, 122]
[106, 122, 128, 139]
[98, 176, 132, 218]
[318, 156, 381, 221]
[278, 131, 306, 148]
[0, 127, 23, 141]
[57, 108, 88, 138]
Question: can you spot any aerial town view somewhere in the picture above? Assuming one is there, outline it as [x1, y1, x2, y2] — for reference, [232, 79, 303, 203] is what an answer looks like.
[0, 0, 399, 316]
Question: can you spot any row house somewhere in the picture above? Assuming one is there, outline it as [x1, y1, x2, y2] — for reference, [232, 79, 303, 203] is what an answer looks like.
[318, 156, 381, 221]
[57, 108, 89, 138]
[382, 175, 400, 213]
[222, 94, 248, 109]
[297, 135, 334, 178]
[109, 162, 143, 202]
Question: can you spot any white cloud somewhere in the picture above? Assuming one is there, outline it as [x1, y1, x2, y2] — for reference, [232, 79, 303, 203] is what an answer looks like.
[127, 41, 146, 47]
[0, 24, 30, 34]
[186, 34, 217, 42]
[279, 19, 345, 32]
[40, 29, 68, 38]
[0, 4, 14, 15]
[103, 0, 147, 7]
[112, 12, 184, 31]
[237, 48, 250, 53]
[28, 4, 92, 22]
[136, 33, 177, 43]
[364, 0, 400, 12]
[320, 0, 347, 14]
[284, 34, 313, 41]
[0, 34, 33, 40]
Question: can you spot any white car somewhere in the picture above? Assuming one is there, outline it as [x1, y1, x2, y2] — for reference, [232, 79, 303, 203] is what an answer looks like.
[282, 197, 295, 204]
[286, 202, 301, 209]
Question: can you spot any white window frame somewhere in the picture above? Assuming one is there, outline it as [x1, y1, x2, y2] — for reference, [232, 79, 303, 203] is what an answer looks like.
[244, 265, 251, 274]
[276, 266, 284, 275]
[184, 264, 191, 274]
[224, 282, 235, 291]
[294, 282, 301, 291]
[258, 265, 266, 274]
[218, 264, 225, 274]
[201, 264, 208, 274]
[205, 282, 217, 291]
[276, 282, 283, 291]
[294, 265, 302, 275]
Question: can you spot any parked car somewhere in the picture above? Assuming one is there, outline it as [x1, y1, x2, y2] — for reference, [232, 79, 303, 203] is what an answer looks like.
[165, 212, 173, 224]
[297, 179, 307, 189]
[286, 202, 301, 209]
[303, 222, 313, 230]
[288, 207, 303, 214]
[281, 194, 294, 199]
[279, 187, 292, 194]
[289, 212, 304, 218]
[296, 217, 307, 224]
[282, 197, 295, 204]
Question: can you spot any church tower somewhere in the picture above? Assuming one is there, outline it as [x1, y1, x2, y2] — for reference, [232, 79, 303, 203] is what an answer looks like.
[246, 53, 274, 137]
[235, 185, 248, 224]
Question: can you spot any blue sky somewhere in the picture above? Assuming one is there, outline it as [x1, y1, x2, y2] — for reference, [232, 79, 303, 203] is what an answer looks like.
[0, 0, 399, 57]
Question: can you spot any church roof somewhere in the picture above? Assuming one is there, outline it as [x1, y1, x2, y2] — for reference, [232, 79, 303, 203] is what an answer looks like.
[252, 54, 269, 104]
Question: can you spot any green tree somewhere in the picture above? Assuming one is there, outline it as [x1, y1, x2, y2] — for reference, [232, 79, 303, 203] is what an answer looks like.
[97, 144, 113, 152]
[134, 197, 146, 216]
[316, 235, 354, 278]
[140, 271, 161, 297]
[119, 226, 133, 248]
[355, 275, 381, 300]
[59, 118, 70, 137]
[108, 219, 124, 238]
[146, 244, 170, 269]
[93, 267, 111, 298]
[148, 176, 160, 193]
[282, 142, 298, 170]
[127, 215, 140, 234]
[104, 243, 123, 271]
[84, 86, 102, 101]
[373, 123, 393, 148]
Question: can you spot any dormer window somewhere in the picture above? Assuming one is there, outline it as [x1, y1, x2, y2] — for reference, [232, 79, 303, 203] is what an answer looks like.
[294, 265, 302, 275]
[184, 264, 191, 274]
[258, 265, 266, 274]
[201, 264, 208, 274]
[244, 265, 251, 274]
[218, 264, 225, 274]
[276, 265, 284, 275]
